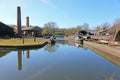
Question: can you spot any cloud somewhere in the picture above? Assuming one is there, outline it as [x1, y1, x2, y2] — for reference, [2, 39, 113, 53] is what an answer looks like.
[39, 0, 57, 9]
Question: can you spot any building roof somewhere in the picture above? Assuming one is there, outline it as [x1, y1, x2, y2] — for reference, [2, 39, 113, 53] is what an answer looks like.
[0, 21, 14, 37]
[22, 26, 41, 31]
[0, 21, 12, 31]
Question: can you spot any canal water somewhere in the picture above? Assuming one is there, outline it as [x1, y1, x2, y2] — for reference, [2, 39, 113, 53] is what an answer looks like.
[0, 38, 120, 80]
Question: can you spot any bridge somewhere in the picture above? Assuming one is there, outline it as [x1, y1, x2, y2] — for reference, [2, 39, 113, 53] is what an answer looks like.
[54, 30, 65, 37]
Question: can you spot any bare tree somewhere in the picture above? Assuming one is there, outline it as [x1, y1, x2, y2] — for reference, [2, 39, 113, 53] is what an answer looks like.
[44, 21, 58, 30]
[102, 22, 111, 30]
[95, 26, 102, 31]
[42, 21, 58, 35]
[112, 18, 120, 30]
[76, 25, 82, 31]
[82, 23, 90, 31]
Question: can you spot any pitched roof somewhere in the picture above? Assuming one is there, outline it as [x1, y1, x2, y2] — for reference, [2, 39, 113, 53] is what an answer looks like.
[0, 21, 14, 36]
[0, 21, 12, 31]
[22, 26, 41, 31]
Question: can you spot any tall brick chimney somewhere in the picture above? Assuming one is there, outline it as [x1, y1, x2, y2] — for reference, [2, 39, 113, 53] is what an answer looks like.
[26, 16, 29, 28]
[17, 6, 22, 37]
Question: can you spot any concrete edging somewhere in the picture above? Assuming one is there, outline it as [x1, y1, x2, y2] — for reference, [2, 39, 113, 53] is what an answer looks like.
[85, 41, 120, 58]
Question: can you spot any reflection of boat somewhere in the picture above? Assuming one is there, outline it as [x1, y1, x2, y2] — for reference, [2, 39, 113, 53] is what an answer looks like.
[50, 39, 56, 44]
[48, 36, 56, 44]
[75, 43, 83, 47]
[44, 43, 57, 53]
[75, 36, 80, 43]
[75, 36, 84, 46]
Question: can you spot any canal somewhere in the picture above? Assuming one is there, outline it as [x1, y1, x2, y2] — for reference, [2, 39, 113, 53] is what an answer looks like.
[0, 38, 120, 80]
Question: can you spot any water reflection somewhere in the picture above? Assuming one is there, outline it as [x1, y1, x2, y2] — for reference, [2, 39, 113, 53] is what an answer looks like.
[56, 40, 68, 45]
[0, 37, 120, 71]
[17, 51, 22, 70]
[17, 50, 30, 70]
[0, 50, 11, 57]
[26, 50, 30, 58]
[0, 49, 32, 70]
[0, 38, 120, 80]
[44, 43, 58, 53]
[86, 45, 120, 68]
[44, 38, 68, 53]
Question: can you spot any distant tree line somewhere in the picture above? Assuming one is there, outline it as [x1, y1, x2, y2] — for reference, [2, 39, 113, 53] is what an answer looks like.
[1, 18, 119, 39]
[41, 22, 90, 37]
[42, 18, 120, 37]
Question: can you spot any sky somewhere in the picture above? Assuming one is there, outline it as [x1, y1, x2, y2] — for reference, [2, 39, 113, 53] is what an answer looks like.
[0, 0, 120, 28]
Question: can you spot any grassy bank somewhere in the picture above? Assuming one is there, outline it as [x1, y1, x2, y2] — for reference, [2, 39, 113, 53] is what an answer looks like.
[0, 38, 48, 46]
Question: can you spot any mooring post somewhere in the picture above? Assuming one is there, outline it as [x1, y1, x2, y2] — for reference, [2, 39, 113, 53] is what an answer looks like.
[22, 37, 24, 44]
[34, 36, 36, 42]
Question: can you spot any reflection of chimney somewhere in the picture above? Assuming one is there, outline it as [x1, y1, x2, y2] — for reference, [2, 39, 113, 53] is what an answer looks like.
[17, 6, 22, 37]
[26, 50, 30, 58]
[26, 16, 29, 28]
[17, 51, 22, 70]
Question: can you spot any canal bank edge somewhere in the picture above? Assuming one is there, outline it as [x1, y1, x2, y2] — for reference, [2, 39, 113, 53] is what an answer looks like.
[85, 41, 120, 59]
[0, 41, 48, 50]
[85, 41, 120, 67]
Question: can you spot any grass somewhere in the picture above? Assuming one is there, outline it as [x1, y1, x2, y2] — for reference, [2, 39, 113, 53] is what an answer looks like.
[0, 38, 48, 46]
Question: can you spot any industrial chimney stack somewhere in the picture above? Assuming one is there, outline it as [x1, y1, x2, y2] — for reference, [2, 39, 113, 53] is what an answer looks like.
[26, 16, 29, 28]
[17, 6, 22, 37]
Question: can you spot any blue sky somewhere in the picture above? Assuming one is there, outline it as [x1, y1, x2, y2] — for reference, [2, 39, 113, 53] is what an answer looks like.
[0, 0, 120, 28]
